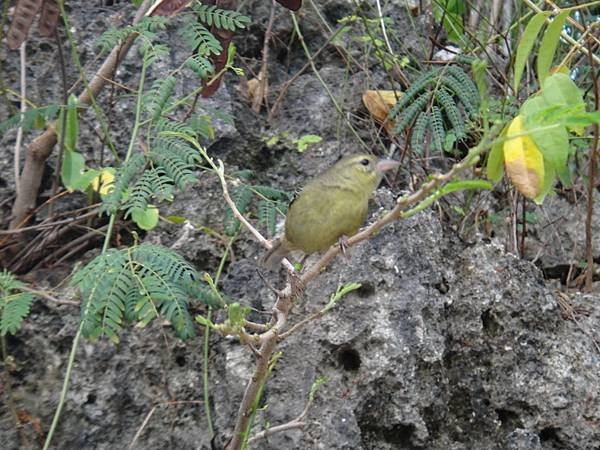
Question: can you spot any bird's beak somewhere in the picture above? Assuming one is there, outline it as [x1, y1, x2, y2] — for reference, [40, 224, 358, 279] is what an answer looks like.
[376, 159, 400, 173]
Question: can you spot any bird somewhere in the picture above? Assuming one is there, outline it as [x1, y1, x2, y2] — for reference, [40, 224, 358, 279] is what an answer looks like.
[262, 154, 400, 270]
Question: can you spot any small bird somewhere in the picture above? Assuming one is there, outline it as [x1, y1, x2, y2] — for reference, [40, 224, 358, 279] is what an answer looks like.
[263, 154, 400, 270]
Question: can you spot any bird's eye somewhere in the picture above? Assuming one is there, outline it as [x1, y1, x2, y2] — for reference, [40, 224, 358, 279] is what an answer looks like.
[360, 158, 370, 166]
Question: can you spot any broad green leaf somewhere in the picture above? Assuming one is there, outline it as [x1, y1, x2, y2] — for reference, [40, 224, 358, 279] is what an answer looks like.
[61, 151, 86, 191]
[65, 94, 79, 151]
[541, 73, 585, 110]
[514, 12, 548, 93]
[132, 205, 159, 230]
[534, 159, 556, 204]
[504, 115, 545, 199]
[71, 169, 100, 192]
[537, 11, 570, 85]
[486, 125, 508, 182]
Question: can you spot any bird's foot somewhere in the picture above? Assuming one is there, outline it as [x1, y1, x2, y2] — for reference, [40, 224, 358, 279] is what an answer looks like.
[339, 235, 350, 260]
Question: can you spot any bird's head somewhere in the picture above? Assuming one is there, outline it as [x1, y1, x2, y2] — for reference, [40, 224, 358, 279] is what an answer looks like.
[332, 154, 400, 193]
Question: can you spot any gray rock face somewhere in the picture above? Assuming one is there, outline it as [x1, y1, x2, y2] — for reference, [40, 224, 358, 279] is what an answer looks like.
[213, 211, 599, 450]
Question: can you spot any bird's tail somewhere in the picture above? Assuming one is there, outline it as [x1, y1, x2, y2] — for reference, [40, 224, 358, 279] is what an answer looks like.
[261, 238, 291, 271]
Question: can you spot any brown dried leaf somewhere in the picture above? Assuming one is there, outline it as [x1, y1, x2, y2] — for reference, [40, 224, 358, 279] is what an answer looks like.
[7, 0, 43, 50]
[275, 0, 302, 11]
[38, 0, 60, 37]
[362, 90, 402, 134]
[147, 0, 192, 17]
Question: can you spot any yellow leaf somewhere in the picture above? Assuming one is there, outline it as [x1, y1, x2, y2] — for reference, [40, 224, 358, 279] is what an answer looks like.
[91, 168, 115, 196]
[362, 90, 402, 134]
[504, 115, 545, 199]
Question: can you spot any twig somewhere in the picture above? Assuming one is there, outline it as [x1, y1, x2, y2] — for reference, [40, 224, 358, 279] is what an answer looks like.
[583, 11, 599, 291]
[20, 286, 79, 306]
[127, 400, 204, 450]
[14, 41, 26, 197]
[251, 0, 276, 113]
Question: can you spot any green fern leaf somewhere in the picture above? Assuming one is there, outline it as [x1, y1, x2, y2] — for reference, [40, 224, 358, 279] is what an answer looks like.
[0, 270, 34, 336]
[394, 92, 431, 134]
[186, 53, 215, 79]
[144, 76, 177, 122]
[180, 21, 222, 56]
[193, 4, 250, 31]
[389, 68, 440, 119]
[101, 153, 147, 214]
[430, 105, 446, 152]
[224, 184, 252, 236]
[435, 88, 466, 139]
[0, 104, 60, 134]
[411, 112, 429, 155]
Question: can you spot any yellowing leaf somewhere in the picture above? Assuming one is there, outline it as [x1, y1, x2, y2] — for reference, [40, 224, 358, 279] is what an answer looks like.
[504, 116, 545, 199]
[91, 168, 116, 196]
[362, 90, 402, 134]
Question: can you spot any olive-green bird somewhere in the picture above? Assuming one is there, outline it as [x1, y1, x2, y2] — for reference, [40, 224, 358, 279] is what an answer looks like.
[263, 154, 400, 270]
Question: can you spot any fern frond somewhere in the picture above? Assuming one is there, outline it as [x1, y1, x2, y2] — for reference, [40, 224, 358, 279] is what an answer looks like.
[430, 105, 446, 152]
[193, 4, 251, 31]
[252, 185, 290, 201]
[440, 75, 478, 118]
[123, 167, 175, 217]
[389, 68, 439, 119]
[96, 25, 135, 53]
[101, 153, 147, 215]
[186, 53, 215, 79]
[154, 137, 203, 164]
[180, 21, 222, 56]
[0, 270, 34, 336]
[0, 104, 60, 134]
[224, 184, 252, 236]
[446, 65, 480, 110]
[73, 244, 221, 342]
[257, 200, 278, 236]
[187, 114, 214, 140]
[155, 117, 196, 137]
[149, 149, 197, 190]
[434, 88, 465, 139]
[394, 92, 431, 134]
[411, 112, 429, 155]
[144, 76, 177, 122]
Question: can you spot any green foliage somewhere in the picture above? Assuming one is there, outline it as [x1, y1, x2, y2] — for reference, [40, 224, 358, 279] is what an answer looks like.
[0, 104, 60, 134]
[513, 10, 571, 92]
[487, 73, 600, 203]
[411, 112, 429, 155]
[72, 243, 223, 342]
[224, 181, 292, 237]
[180, 22, 222, 56]
[96, 16, 169, 53]
[192, 3, 251, 31]
[0, 270, 34, 336]
[390, 65, 480, 154]
[433, 0, 466, 44]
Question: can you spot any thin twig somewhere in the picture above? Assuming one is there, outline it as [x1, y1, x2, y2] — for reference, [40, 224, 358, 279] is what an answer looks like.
[20, 286, 79, 306]
[252, 0, 276, 113]
[127, 401, 204, 450]
[14, 41, 26, 197]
